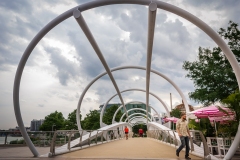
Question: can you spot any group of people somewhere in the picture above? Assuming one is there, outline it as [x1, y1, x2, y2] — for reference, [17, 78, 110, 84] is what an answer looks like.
[123, 112, 191, 159]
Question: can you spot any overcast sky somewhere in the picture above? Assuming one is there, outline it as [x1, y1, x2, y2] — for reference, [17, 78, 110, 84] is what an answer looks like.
[0, 0, 239, 129]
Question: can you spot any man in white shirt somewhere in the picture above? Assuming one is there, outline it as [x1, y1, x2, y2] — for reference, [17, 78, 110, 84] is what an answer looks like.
[176, 113, 191, 160]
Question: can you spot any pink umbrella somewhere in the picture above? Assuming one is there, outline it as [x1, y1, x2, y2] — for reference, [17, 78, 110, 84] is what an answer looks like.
[189, 105, 234, 118]
[164, 117, 179, 123]
[188, 105, 235, 135]
[163, 117, 179, 131]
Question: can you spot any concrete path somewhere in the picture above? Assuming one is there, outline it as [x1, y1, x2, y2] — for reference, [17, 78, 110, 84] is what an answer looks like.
[58, 138, 202, 159]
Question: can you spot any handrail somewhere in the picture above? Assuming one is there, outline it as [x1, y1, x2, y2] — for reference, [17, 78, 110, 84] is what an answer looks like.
[147, 129, 211, 160]
[48, 129, 132, 156]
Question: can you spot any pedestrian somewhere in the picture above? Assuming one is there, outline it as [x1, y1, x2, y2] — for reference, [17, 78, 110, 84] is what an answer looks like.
[124, 126, 129, 140]
[138, 128, 143, 137]
[176, 113, 191, 160]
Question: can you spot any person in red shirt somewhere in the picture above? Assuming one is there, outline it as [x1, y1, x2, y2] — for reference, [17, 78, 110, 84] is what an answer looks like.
[139, 128, 143, 137]
[124, 126, 129, 140]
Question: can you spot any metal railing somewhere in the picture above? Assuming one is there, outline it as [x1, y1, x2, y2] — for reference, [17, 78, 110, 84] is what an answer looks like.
[49, 129, 133, 156]
[0, 131, 55, 146]
[147, 129, 211, 160]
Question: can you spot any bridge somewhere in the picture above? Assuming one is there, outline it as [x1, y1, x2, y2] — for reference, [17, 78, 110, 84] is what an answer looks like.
[12, 0, 240, 160]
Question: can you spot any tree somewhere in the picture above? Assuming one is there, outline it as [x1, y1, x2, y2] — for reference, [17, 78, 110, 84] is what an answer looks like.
[103, 105, 123, 125]
[170, 108, 181, 118]
[39, 111, 65, 131]
[182, 21, 240, 105]
[81, 110, 100, 130]
[64, 109, 81, 130]
[222, 91, 240, 122]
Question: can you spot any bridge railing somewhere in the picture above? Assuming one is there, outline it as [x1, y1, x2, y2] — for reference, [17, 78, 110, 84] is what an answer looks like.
[147, 129, 211, 159]
[49, 129, 133, 156]
[0, 131, 54, 146]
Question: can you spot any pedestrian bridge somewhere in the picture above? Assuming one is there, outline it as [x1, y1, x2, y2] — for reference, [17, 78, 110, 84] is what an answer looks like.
[44, 122, 218, 160]
[57, 138, 201, 159]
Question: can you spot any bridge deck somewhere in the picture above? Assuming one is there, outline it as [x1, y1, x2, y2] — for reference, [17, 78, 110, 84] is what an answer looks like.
[57, 138, 202, 159]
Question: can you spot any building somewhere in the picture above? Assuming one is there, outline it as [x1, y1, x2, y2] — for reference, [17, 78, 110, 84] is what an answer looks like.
[174, 100, 194, 112]
[30, 119, 44, 131]
[99, 103, 121, 113]
[124, 102, 151, 115]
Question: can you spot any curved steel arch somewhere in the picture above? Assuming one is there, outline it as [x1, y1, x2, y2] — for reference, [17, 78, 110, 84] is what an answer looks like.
[119, 108, 158, 122]
[100, 87, 171, 127]
[119, 108, 153, 122]
[132, 121, 148, 126]
[13, 0, 240, 158]
[112, 101, 158, 124]
[127, 116, 151, 123]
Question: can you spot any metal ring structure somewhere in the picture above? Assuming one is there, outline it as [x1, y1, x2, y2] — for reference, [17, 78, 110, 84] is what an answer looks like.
[121, 112, 154, 123]
[79, 66, 175, 129]
[119, 108, 160, 122]
[112, 101, 158, 124]
[127, 116, 151, 123]
[13, 0, 240, 158]
[132, 122, 148, 127]
[100, 87, 171, 127]
[119, 108, 155, 122]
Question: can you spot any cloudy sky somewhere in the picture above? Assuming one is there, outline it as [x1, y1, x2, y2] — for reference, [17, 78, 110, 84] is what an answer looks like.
[0, 0, 239, 129]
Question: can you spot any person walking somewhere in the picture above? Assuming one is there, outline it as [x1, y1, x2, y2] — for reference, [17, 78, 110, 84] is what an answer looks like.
[124, 126, 129, 140]
[176, 113, 191, 160]
[139, 128, 143, 137]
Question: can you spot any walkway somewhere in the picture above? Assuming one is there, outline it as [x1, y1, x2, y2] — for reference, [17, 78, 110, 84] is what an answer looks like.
[58, 138, 202, 159]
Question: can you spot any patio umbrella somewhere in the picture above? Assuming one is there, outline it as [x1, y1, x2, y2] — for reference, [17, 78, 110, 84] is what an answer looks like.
[187, 105, 235, 135]
[163, 117, 179, 130]
[164, 117, 179, 123]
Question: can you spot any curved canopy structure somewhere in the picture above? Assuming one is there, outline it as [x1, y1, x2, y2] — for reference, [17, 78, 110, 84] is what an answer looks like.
[112, 101, 159, 124]
[13, 0, 240, 159]
[100, 87, 171, 127]
[119, 108, 155, 122]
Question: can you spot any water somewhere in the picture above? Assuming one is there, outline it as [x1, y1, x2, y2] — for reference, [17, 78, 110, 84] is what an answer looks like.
[0, 137, 23, 144]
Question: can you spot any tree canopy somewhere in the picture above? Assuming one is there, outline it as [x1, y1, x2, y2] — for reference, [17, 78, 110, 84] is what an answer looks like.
[170, 108, 181, 118]
[103, 105, 123, 124]
[39, 111, 65, 131]
[182, 21, 240, 105]
[64, 109, 81, 130]
[81, 110, 100, 130]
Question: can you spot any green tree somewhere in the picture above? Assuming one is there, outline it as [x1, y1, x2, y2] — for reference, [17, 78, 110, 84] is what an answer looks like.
[81, 110, 100, 130]
[182, 21, 240, 105]
[64, 109, 81, 130]
[39, 111, 65, 131]
[170, 108, 181, 118]
[103, 105, 123, 125]
[222, 91, 240, 122]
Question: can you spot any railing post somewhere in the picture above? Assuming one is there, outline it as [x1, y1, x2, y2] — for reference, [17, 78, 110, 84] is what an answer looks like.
[101, 131, 104, 143]
[172, 130, 178, 148]
[95, 130, 98, 144]
[79, 130, 83, 148]
[88, 131, 92, 146]
[198, 131, 211, 159]
[50, 131, 57, 156]
[67, 131, 73, 150]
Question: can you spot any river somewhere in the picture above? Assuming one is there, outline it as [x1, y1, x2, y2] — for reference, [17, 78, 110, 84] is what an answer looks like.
[0, 137, 23, 144]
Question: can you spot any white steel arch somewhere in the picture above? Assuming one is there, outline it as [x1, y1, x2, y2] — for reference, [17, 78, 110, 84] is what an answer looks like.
[127, 116, 151, 123]
[13, 0, 240, 158]
[100, 87, 171, 127]
[119, 108, 155, 122]
[119, 107, 161, 122]
[121, 112, 154, 123]
[112, 101, 158, 124]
